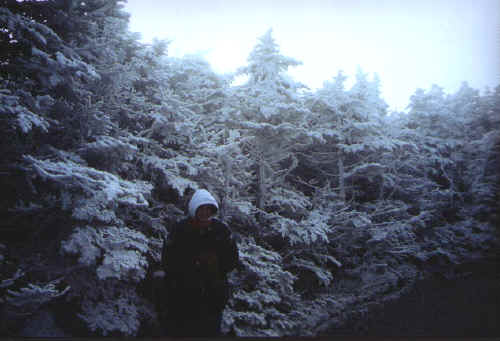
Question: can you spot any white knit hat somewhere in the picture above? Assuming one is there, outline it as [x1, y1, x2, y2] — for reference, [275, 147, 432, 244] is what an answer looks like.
[188, 189, 219, 217]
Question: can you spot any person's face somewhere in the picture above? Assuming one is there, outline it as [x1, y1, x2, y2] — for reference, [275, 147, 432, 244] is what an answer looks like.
[195, 205, 215, 223]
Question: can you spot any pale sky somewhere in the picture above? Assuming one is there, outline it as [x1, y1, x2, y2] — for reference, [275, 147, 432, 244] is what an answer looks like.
[123, 0, 500, 112]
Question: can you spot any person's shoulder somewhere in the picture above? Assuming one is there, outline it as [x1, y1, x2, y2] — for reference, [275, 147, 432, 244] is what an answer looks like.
[167, 217, 190, 236]
[211, 217, 226, 225]
[211, 218, 229, 228]
[211, 218, 242, 244]
[176, 217, 191, 227]
[210, 218, 231, 234]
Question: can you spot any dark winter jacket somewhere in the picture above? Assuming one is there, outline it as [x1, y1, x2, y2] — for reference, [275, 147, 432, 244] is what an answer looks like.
[161, 217, 239, 314]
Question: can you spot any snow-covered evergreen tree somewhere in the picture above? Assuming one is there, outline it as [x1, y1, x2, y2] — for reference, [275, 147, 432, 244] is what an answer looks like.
[0, 1, 162, 336]
[208, 30, 336, 336]
[304, 68, 394, 203]
[230, 29, 318, 216]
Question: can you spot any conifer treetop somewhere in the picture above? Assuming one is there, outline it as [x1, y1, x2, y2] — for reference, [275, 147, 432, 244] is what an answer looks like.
[238, 28, 302, 85]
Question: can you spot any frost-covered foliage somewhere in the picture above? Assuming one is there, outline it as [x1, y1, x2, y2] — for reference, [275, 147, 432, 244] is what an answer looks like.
[166, 55, 230, 116]
[2, 1, 499, 337]
[388, 83, 500, 229]
[0, 6, 100, 91]
[0, 1, 160, 337]
[226, 30, 321, 233]
[18, 145, 158, 335]
[262, 207, 329, 246]
[0, 89, 51, 134]
[300, 68, 397, 205]
[1, 266, 71, 333]
[78, 136, 137, 172]
[23, 155, 152, 223]
[76, 281, 156, 336]
[140, 154, 200, 196]
[6, 280, 70, 312]
[61, 225, 149, 282]
[223, 237, 299, 336]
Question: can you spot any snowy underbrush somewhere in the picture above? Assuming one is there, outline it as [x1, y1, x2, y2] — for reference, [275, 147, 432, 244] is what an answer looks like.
[311, 203, 499, 336]
[222, 236, 299, 337]
[216, 195, 498, 337]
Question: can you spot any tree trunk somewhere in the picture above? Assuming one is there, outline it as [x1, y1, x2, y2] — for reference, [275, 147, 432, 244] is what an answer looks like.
[257, 158, 266, 210]
[220, 154, 231, 219]
[338, 153, 346, 202]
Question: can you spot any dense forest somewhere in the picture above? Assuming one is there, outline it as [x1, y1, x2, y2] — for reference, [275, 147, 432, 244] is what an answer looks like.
[1, 0, 499, 337]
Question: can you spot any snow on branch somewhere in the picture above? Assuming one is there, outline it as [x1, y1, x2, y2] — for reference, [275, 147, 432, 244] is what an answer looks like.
[141, 154, 200, 196]
[268, 187, 311, 215]
[23, 155, 152, 222]
[287, 257, 333, 287]
[61, 225, 149, 282]
[6, 279, 70, 312]
[139, 112, 195, 146]
[344, 162, 386, 181]
[79, 298, 140, 336]
[0, 7, 99, 83]
[267, 208, 330, 246]
[237, 237, 296, 297]
[226, 237, 298, 336]
[0, 91, 51, 133]
[232, 288, 281, 310]
[77, 282, 155, 336]
[78, 135, 138, 162]
[60, 227, 101, 266]
[472, 130, 500, 152]
[96, 248, 148, 282]
[0, 269, 24, 289]
[17, 110, 50, 134]
[225, 199, 257, 216]
[55, 51, 100, 81]
[236, 120, 304, 138]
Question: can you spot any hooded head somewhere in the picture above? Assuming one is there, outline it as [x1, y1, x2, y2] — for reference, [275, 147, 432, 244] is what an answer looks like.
[188, 189, 219, 219]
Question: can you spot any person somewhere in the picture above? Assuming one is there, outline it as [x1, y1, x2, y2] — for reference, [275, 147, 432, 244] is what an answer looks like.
[161, 189, 239, 337]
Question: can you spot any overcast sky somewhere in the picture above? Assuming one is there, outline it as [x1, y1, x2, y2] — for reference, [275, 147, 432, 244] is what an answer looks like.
[123, 0, 500, 112]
